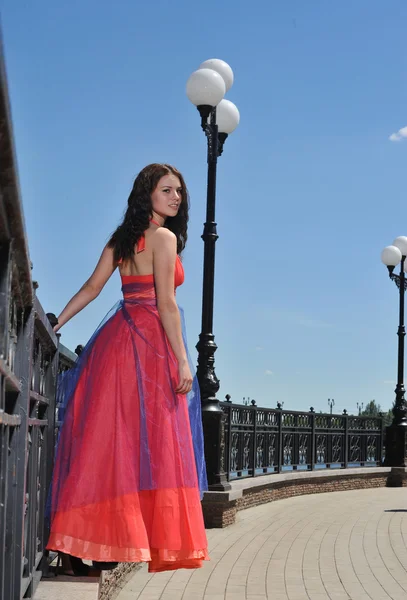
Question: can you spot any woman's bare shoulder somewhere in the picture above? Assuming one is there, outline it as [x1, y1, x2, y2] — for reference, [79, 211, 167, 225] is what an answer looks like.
[152, 227, 177, 248]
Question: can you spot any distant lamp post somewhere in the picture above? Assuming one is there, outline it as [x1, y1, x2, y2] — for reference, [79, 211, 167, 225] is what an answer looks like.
[357, 402, 364, 416]
[328, 398, 335, 414]
[381, 236, 407, 473]
[186, 58, 240, 491]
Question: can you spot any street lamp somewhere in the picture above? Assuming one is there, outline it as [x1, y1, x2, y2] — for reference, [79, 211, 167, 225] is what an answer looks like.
[186, 59, 239, 490]
[328, 398, 335, 414]
[381, 236, 407, 470]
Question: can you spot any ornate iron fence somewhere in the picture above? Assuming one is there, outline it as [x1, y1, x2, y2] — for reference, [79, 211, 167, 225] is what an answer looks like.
[221, 401, 384, 480]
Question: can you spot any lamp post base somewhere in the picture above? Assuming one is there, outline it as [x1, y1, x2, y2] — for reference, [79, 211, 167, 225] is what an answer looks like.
[202, 410, 231, 492]
[386, 466, 407, 487]
[383, 424, 407, 469]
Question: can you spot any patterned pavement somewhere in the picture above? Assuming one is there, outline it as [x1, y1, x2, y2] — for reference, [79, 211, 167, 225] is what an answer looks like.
[117, 488, 407, 600]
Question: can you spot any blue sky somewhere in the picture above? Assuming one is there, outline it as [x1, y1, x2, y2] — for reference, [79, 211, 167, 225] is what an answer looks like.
[1, 1, 406, 414]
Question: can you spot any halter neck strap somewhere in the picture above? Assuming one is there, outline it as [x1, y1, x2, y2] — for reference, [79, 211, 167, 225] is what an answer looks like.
[118, 219, 163, 262]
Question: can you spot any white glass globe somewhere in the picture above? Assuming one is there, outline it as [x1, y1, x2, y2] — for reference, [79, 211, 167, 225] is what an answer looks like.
[381, 245, 402, 267]
[393, 236, 407, 257]
[211, 99, 240, 134]
[199, 59, 234, 92]
[186, 68, 225, 107]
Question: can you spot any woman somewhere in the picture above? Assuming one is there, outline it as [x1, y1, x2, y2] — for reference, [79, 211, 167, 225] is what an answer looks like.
[47, 163, 209, 575]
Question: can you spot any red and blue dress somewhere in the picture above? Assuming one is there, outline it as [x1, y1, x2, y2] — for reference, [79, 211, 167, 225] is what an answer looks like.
[47, 228, 209, 572]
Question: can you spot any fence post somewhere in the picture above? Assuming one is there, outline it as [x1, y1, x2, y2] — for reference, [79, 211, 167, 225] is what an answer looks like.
[10, 304, 35, 599]
[343, 409, 349, 468]
[40, 315, 60, 578]
[378, 412, 385, 466]
[252, 400, 257, 477]
[310, 407, 316, 471]
[224, 395, 232, 482]
[277, 404, 283, 473]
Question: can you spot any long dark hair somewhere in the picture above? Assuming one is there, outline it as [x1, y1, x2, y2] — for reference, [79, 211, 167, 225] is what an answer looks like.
[108, 164, 189, 263]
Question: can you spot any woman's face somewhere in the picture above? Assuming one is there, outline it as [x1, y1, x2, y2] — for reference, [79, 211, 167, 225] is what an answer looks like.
[151, 173, 182, 220]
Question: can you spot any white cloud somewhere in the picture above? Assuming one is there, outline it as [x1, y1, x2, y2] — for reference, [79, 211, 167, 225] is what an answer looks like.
[265, 370, 274, 376]
[389, 126, 407, 142]
[255, 346, 263, 351]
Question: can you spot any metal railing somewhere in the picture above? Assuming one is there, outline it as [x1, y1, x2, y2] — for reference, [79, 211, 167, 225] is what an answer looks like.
[0, 292, 77, 600]
[0, 30, 78, 599]
[221, 401, 384, 480]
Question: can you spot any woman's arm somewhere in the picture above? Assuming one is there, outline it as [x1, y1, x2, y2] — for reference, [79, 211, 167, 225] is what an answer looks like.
[153, 228, 192, 394]
[54, 245, 117, 333]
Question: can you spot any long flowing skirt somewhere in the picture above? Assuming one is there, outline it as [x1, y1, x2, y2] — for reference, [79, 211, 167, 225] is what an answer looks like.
[46, 282, 208, 572]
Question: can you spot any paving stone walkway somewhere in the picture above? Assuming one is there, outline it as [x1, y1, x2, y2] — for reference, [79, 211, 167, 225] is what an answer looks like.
[117, 488, 407, 600]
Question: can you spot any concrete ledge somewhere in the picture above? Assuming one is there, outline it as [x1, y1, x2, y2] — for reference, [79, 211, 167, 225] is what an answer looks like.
[202, 467, 395, 528]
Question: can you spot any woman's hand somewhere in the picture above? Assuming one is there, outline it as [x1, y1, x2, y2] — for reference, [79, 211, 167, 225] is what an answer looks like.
[46, 313, 60, 334]
[176, 360, 193, 395]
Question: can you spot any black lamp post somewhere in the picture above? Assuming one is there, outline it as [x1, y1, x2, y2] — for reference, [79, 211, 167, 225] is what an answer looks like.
[328, 398, 335, 414]
[381, 237, 407, 473]
[186, 59, 240, 490]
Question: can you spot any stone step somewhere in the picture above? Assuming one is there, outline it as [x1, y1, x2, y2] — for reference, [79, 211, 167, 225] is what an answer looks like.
[35, 576, 100, 600]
